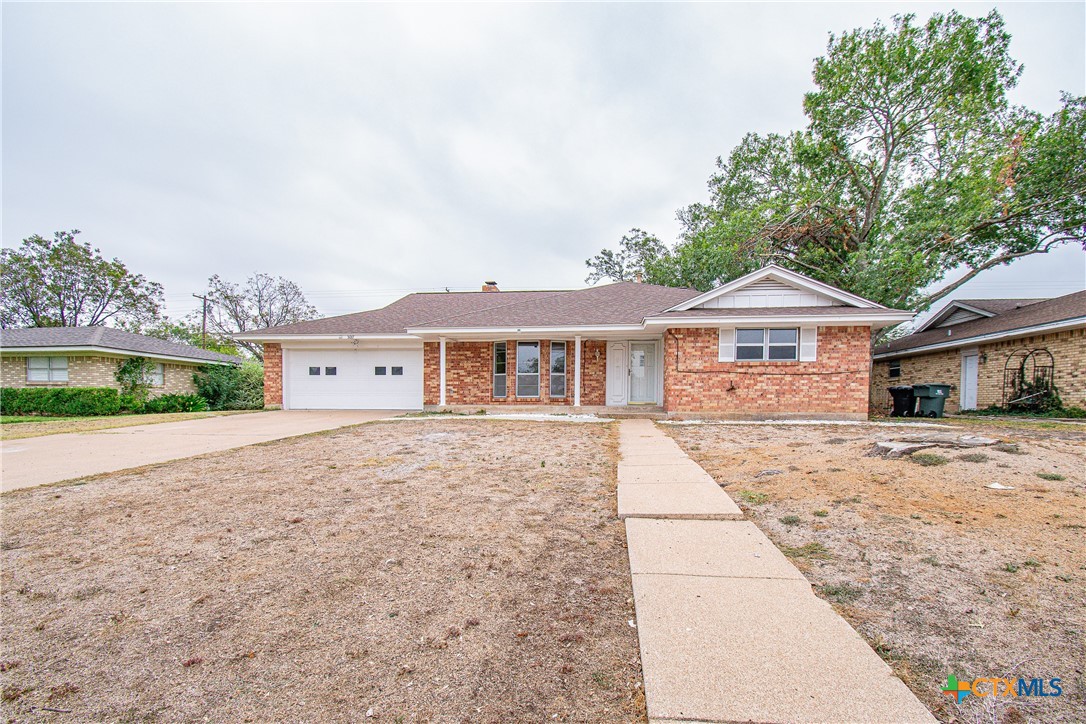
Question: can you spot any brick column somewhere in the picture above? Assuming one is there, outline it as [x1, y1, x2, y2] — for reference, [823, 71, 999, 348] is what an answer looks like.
[263, 343, 283, 409]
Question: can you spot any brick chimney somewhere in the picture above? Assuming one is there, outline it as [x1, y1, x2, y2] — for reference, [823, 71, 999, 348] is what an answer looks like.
[482, 281, 499, 292]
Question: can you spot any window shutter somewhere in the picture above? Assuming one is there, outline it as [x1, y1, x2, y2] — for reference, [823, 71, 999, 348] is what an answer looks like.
[799, 326, 818, 361]
[718, 327, 735, 362]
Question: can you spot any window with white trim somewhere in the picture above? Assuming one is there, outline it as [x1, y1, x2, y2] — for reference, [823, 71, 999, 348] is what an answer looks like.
[493, 342, 507, 398]
[144, 363, 165, 387]
[735, 328, 798, 361]
[516, 341, 540, 397]
[549, 341, 566, 397]
[27, 356, 68, 382]
[888, 360, 901, 378]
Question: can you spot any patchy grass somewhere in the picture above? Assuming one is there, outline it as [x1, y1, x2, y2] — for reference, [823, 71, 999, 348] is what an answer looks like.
[1036, 471, 1066, 481]
[779, 515, 801, 526]
[780, 542, 831, 559]
[667, 418, 1085, 722]
[813, 509, 829, 517]
[1, 420, 643, 721]
[818, 583, 863, 604]
[907, 452, 949, 466]
[0, 410, 255, 440]
[737, 490, 770, 505]
[956, 452, 989, 463]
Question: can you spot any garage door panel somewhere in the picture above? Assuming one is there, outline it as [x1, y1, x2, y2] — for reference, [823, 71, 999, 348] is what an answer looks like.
[285, 347, 423, 410]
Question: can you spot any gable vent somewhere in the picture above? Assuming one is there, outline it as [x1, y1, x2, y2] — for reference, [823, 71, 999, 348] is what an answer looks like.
[696, 276, 838, 309]
[937, 309, 984, 327]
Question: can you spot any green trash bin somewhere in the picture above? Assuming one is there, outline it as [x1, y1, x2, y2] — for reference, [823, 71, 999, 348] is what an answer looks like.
[912, 384, 952, 418]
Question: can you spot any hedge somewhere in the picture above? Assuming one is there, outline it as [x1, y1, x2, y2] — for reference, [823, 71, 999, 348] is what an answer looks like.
[141, 393, 208, 414]
[0, 387, 122, 416]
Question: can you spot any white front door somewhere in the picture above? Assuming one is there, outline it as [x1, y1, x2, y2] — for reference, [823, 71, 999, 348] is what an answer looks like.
[960, 353, 979, 410]
[606, 342, 629, 406]
[629, 342, 657, 404]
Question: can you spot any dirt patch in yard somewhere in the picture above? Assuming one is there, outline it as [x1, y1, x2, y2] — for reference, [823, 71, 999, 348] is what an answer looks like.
[667, 420, 1085, 724]
[1, 419, 643, 722]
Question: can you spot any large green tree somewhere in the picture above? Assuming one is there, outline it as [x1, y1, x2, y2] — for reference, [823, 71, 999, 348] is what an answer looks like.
[587, 11, 1086, 310]
[1, 230, 164, 328]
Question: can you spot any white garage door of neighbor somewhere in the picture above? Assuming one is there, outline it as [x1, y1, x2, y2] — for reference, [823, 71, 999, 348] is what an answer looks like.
[286, 348, 423, 410]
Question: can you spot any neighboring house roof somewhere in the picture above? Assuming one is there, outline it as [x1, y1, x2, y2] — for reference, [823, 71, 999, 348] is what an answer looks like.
[912, 297, 1047, 333]
[875, 291, 1086, 359]
[236, 266, 913, 341]
[0, 327, 241, 365]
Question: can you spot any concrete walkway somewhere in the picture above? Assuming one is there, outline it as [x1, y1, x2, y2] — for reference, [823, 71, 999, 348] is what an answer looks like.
[1, 410, 396, 492]
[619, 419, 935, 723]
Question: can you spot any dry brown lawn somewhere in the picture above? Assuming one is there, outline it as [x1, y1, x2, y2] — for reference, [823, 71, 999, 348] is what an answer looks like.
[1, 419, 643, 722]
[667, 419, 1086, 724]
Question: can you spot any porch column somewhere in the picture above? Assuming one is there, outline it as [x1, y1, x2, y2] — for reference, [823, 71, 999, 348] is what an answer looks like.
[439, 336, 447, 406]
[574, 336, 582, 407]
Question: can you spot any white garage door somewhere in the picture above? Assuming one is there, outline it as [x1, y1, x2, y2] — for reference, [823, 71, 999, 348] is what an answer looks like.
[285, 347, 424, 410]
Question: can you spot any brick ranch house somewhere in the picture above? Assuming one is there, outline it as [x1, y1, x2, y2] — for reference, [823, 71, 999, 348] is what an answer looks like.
[1, 327, 240, 396]
[871, 291, 1086, 414]
[238, 265, 912, 419]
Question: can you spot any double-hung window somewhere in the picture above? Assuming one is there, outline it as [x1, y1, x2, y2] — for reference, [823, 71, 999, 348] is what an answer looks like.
[549, 342, 566, 397]
[27, 356, 68, 382]
[493, 342, 507, 398]
[144, 363, 165, 387]
[889, 360, 902, 379]
[516, 341, 540, 398]
[736, 328, 798, 361]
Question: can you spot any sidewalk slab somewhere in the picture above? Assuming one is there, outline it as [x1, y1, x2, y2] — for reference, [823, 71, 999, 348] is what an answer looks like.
[626, 519, 804, 580]
[618, 462, 717, 485]
[619, 451, 690, 466]
[631, 573, 936, 723]
[618, 483, 743, 520]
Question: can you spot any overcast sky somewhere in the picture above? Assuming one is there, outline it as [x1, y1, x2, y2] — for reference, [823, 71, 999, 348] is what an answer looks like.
[3, 1, 1084, 323]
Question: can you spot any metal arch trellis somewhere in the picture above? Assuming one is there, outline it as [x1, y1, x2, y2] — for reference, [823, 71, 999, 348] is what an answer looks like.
[1002, 347, 1056, 408]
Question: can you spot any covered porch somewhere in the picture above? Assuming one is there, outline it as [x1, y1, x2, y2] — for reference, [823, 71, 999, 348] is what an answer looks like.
[419, 333, 665, 410]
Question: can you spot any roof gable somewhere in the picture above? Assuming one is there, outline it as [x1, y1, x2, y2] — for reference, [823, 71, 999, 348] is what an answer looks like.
[668, 265, 886, 312]
[914, 298, 1047, 333]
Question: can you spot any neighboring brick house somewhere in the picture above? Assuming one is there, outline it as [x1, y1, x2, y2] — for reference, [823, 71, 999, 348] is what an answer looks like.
[871, 292, 1086, 414]
[1, 327, 240, 397]
[238, 265, 912, 419]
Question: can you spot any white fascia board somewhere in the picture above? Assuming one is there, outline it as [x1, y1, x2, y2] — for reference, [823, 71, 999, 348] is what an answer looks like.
[0, 346, 236, 366]
[644, 312, 914, 328]
[873, 317, 1086, 360]
[913, 301, 995, 334]
[666, 264, 886, 312]
[232, 333, 417, 342]
[404, 324, 645, 337]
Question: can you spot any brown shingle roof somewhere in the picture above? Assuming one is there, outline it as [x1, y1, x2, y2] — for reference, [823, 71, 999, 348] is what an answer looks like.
[648, 307, 902, 319]
[876, 290, 1086, 356]
[953, 299, 1046, 315]
[241, 282, 702, 335]
[0, 327, 241, 364]
[408, 282, 701, 329]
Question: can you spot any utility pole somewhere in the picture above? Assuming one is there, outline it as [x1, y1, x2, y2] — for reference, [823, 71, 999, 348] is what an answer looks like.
[192, 293, 209, 349]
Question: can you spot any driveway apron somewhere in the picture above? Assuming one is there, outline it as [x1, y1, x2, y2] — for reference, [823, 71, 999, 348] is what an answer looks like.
[1, 410, 395, 492]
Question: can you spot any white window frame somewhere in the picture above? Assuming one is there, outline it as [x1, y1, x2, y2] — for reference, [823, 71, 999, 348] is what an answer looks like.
[144, 363, 165, 387]
[735, 328, 799, 362]
[515, 341, 540, 398]
[888, 359, 902, 378]
[549, 341, 567, 398]
[27, 356, 69, 382]
[493, 342, 507, 398]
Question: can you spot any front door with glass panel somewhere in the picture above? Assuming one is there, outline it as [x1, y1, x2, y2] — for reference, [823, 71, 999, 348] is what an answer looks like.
[629, 342, 657, 404]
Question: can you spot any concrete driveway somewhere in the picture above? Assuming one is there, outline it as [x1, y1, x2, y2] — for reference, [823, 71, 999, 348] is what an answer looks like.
[1, 410, 397, 492]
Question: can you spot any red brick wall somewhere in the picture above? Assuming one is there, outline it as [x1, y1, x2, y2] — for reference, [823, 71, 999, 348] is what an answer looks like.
[580, 340, 607, 406]
[662, 326, 871, 415]
[424, 339, 600, 406]
[263, 343, 283, 408]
